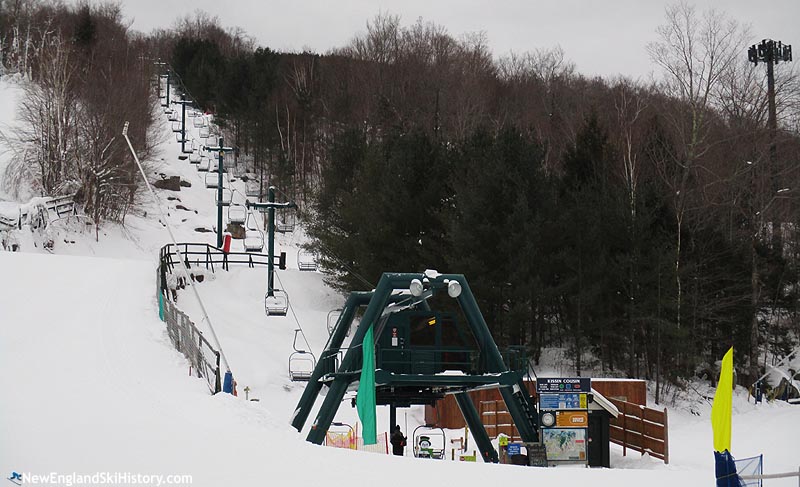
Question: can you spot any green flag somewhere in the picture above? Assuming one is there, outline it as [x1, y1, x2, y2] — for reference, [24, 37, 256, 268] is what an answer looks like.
[356, 324, 377, 445]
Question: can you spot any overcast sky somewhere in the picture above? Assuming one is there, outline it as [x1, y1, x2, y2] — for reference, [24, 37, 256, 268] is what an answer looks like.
[119, 0, 799, 80]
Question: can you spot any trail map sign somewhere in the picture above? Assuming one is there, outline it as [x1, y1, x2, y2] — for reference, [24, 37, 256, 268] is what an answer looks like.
[542, 429, 587, 461]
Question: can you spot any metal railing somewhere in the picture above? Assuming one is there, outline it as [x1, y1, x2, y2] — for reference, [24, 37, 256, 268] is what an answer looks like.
[156, 242, 283, 394]
[740, 468, 800, 485]
[0, 194, 76, 230]
[163, 294, 222, 393]
[159, 242, 277, 275]
[156, 267, 221, 394]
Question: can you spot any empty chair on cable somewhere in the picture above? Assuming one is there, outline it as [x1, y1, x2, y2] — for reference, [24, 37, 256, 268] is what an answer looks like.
[205, 173, 220, 188]
[189, 153, 201, 164]
[243, 212, 264, 252]
[218, 188, 232, 207]
[210, 159, 228, 173]
[245, 179, 261, 198]
[228, 204, 246, 225]
[265, 289, 289, 316]
[297, 249, 317, 271]
[199, 127, 210, 138]
[175, 132, 187, 143]
[167, 111, 179, 122]
[197, 156, 210, 172]
[171, 121, 182, 133]
[326, 308, 345, 336]
[193, 116, 207, 128]
[275, 208, 295, 233]
[289, 329, 315, 381]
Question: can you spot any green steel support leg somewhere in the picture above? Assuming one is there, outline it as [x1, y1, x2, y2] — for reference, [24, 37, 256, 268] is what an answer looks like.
[455, 392, 498, 463]
[458, 278, 539, 442]
[291, 291, 409, 433]
[291, 293, 368, 432]
[267, 186, 275, 296]
[306, 376, 352, 445]
[304, 278, 393, 444]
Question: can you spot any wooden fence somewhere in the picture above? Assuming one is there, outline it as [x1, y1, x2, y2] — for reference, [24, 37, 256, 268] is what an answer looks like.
[608, 397, 669, 464]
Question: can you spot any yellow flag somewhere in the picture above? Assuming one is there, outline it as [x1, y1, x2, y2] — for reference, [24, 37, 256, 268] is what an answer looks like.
[711, 347, 734, 452]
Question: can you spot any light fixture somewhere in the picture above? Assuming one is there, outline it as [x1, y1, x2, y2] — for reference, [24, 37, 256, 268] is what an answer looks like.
[410, 279, 424, 297]
[447, 280, 462, 298]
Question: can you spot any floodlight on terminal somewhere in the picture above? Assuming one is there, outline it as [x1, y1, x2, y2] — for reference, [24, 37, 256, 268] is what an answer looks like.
[447, 280, 462, 298]
[410, 278, 424, 297]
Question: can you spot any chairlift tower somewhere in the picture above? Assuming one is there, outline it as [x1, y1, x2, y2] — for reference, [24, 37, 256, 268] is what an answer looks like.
[172, 93, 193, 154]
[246, 186, 297, 300]
[203, 137, 235, 248]
[153, 61, 167, 100]
[158, 69, 171, 107]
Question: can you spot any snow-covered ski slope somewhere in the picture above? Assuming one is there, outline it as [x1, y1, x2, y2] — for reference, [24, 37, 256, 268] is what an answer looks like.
[2, 76, 800, 486]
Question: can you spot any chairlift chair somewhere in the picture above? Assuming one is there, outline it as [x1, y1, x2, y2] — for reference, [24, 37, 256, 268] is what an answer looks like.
[413, 425, 446, 459]
[175, 133, 187, 143]
[205, 173, 220, 188]
[189, 153, 201, 164]
[228, 204, 247, 224]
[171, 121, 182, 133]
[297, 249, 317, 271]
[199, 127, 210, 138]
[265, 289, 289, 316]
[193, 116, 207, 128]
[289, 329, 316, 381]
[275, 208, 296, 233]
[245, 179, 261, 198]
[167, 111, 179, 122]
[326, 309, 344, 336]
[243, 211, 264, 252]
[210, 159, 228, 173]
[197, 157, 211, 172]
[217, 188, 233, 207]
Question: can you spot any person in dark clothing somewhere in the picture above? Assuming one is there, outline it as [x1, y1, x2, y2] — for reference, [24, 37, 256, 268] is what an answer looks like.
[390, 425, 406, 456]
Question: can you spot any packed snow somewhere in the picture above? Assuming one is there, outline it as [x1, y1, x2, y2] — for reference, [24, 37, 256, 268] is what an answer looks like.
[1, 75, 799, 487]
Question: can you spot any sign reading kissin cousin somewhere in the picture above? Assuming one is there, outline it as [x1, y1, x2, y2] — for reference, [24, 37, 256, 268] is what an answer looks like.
[535, 377, 591, 393]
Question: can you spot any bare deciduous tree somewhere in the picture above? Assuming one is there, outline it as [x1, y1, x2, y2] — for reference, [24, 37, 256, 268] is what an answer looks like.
[647, 2, 749, 342]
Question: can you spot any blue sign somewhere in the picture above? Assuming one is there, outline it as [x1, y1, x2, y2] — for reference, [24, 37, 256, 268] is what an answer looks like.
[507, 443, 522, 456]
[539, 393, 586, 410]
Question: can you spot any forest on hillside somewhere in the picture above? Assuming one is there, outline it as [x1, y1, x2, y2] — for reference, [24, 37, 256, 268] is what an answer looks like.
[2, 1, 800, 398]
